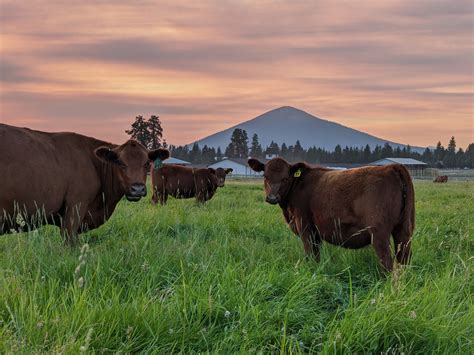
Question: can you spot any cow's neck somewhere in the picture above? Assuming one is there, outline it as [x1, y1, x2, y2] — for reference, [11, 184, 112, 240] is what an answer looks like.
[279, 169, 321, 210]
[279, 175, 301, 210]
[97, 163, 125, 217]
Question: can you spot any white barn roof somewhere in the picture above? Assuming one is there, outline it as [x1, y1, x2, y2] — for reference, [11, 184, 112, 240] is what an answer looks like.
[370, 158, 427, 166]
[163, 157, 191, 165]
[208, 158, 261, 176]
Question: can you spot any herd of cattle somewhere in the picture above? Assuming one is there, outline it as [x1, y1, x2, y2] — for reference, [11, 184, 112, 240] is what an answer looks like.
[1, 124, 418, 271]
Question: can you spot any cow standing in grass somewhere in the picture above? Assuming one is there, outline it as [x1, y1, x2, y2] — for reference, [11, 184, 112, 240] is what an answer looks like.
[0, 124, 169, 244]
[151, 165, 232, 205]
[248, 157, 415, 272]
[434, 175, 448, 183]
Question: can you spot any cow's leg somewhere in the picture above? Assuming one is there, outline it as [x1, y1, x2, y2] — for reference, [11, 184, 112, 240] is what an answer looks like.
[61, 203, 88, 246]
[151, 186, 158, 205]
[195, 189, 210, 204]
[283, 210, 299, 236]
[392, 229, 412, 265]
[160, 192, 168, 205]
[371, 229, 393, 272]
[295, 216, 321, 262]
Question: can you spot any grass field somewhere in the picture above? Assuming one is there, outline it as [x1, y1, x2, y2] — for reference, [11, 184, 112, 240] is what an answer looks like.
[1, 180, 472, 353]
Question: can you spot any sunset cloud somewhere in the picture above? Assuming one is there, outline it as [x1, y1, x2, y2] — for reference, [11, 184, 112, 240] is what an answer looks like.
[1, 0, 472, 148]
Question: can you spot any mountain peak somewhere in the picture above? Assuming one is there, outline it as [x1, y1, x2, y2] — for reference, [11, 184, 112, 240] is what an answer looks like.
[189, 106, 424, 152]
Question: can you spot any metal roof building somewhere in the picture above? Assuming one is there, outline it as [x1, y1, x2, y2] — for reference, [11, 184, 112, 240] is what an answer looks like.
[369, 158, 427, 167]
[163, 157, 191, 165]
[208, 158, 262, 176]
[369, 157, 429, 178]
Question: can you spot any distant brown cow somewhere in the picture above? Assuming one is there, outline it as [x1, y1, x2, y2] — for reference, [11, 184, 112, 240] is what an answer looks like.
[151, 165, 232, 204]
[0, 124, 169, 244]
[248, 158, 415, 272]
[433, 175, 448, 183]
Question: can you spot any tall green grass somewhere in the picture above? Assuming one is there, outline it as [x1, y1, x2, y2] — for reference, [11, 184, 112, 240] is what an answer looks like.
[0, 181, 472, 353]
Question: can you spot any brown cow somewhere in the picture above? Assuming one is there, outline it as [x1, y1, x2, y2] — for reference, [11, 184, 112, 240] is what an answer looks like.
[0, 124, 169, 244]
[433, 175, 448, 183]
[248, 158, 415, 272]
[151, 165, 232, 204]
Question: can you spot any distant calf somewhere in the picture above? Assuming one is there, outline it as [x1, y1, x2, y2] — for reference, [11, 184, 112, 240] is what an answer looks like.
[248, 158, 415, 272]
[434, 175, 448, 183]
[151, 165, 232, 204]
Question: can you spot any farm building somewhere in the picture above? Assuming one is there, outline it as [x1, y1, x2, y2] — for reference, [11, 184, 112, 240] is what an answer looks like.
[208, 158, 264, 176]
[163, 157, 191, 166]
[369, 157, 428, 177]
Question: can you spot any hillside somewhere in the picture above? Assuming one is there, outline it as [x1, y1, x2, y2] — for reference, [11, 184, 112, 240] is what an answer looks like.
[190, 106, 424, 152]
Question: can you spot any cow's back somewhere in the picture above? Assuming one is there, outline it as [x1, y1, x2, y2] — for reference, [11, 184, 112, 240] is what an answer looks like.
[314, 165, 405, 224]
[153, 165, 197, 197]
[152, 165, 217, 200]
[296, 165, 412, 248]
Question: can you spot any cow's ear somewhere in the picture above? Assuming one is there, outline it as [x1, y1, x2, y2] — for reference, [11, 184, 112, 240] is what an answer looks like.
[248, 159, 265, 172]
[149, 148, 169, 161]
[95, 146, 121, 165]
[289, 162, 309, 178]
[208, 168, 216, 174]
[225, 168, 233, 175]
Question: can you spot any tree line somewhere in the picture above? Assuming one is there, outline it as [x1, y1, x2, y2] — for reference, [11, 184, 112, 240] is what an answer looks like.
[125, 117, 474, 168]
[169, 129, 473, 168]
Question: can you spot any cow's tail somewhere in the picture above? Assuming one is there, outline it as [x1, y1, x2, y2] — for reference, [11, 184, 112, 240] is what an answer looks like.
[393, 164, 415, 236]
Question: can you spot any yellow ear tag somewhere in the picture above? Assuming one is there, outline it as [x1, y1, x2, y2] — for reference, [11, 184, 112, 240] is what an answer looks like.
[293, 169, 301, 178]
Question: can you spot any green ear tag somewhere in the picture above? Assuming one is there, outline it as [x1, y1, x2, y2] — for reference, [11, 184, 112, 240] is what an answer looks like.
[154, 158, 163, 169]
[293, 169, 301, 178]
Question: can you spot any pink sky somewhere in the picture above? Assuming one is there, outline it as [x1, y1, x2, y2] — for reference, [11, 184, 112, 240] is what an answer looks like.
[1, 0, 473, 148]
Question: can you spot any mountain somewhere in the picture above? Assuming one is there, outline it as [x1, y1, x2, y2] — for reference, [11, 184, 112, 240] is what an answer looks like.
[189, 106, 425, 152]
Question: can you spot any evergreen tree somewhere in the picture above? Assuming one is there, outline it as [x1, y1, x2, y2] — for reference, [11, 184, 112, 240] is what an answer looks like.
[280, 143, 289, 158]
[189, 143, 202, 163]
[333, 144, 342, 163]
[148, 115, 164, 149]
[225, 129, 249, 158]
[125, 115, 150, 147]
[363, 144, 371, 163]
[125, 114, 164, 149]
[201, 145, 216, 164]
[445, 136, 457, 168]
[294, 140, 304, 160]
[249, 133, 263, 158]
[465, 144, 474, 168]
[265, 141, 280, 156]
[381, 143, 393, 158]
[434, 141, 445, 164]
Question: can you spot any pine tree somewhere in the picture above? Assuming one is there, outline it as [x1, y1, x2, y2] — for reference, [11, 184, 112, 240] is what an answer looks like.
[250, 134, 263, 158]
[381, 143, 393, 158]
[265, 141, 280, 156]
[148, 115, 163, 149]
[189, 143, 201, 163]
[445, 136, 457, 168]
[294, 140, 304, 160]
[125, 115, 150, 147]
[225, 129, 249, 158]
[363, 144, 371, 163]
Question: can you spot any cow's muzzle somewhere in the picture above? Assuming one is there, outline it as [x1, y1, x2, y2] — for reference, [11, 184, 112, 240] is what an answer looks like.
[126, 183, 147, 201]
[266, 194, 279, 205]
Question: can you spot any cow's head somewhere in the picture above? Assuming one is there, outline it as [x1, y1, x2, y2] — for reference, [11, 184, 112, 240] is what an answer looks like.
[214, 168, 233, 187]
[95, 140, 169, 201]
[248, 157, 307, 205]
